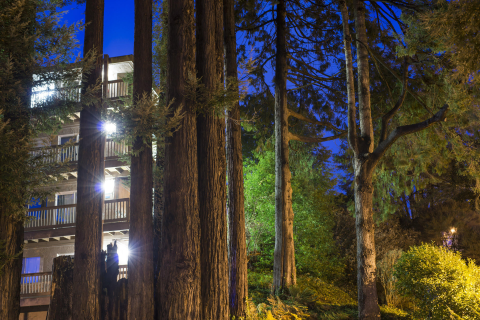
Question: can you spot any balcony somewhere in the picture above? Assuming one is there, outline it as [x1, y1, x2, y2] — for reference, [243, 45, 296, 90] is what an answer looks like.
[31, 80, 130, 108]
[20, 265, 128, 299]
[25, 198, 130, 240]
[30, 139, 129, 170]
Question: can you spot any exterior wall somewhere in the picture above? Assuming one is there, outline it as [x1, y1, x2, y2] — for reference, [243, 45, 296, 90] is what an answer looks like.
[23, 240, 75, 273]
[19, 310, 48, 320]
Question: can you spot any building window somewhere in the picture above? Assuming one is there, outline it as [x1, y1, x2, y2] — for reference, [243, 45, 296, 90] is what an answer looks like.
[22, 257, 40, 274]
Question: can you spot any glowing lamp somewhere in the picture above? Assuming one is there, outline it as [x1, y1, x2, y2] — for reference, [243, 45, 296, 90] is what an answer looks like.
[102, 122, 116, 134]
[103, 179, 115, 194]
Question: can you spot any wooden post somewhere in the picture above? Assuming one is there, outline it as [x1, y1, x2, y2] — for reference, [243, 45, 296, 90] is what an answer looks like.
[103, 54, 109, 99]
[47, 256, 74, 320]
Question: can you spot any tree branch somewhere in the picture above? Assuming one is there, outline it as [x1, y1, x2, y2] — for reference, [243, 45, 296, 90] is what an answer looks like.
[368, 104, 448, 173]
[380, 58, 408, 143]
[355, 38, 434, 116]
[287, 108, 346, 133]
[338, 0, 358, 153]
[288, 131, 346, 143]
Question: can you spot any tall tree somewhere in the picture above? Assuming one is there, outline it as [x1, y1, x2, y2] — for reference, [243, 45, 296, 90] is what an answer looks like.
[72, 0, 105, 318]
[1, 1, 91, 318]
[196, 0, 229, 317]
[157, 0, 201, 317]
[338, 0, 449, 317]
[224, 0, 248, 315]
[0, 1, 34, 318]
[127, 0, 154, 318]
[272, 0, 345, 292]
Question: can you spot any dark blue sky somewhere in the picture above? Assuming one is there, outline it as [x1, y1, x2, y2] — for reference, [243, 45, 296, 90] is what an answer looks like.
[61, 0, 134, 57]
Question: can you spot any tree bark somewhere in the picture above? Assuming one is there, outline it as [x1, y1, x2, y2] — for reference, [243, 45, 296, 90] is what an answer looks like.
[127, 0, 154, 319]
[273, 0, 296, 293]
[354, 161, 380, 319]
[0, 217, 23, 320]
[351, 1, 380, 318]
[104, 243, 119, 320]
[196, 0, 229, 317]
[224, 0, 248, 315]
[0, 1, 33, 318]
[72, 0, 105, 318]
[47, 256, 74, 320]
[113, 278, 128, 320]
[157, 0, 201, 317]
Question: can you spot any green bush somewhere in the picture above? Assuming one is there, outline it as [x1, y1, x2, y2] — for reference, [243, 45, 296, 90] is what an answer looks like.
[394, 243, 480, 319]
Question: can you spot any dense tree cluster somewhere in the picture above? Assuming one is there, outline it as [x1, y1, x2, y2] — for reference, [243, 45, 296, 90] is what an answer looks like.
[2, 0, 480, 319]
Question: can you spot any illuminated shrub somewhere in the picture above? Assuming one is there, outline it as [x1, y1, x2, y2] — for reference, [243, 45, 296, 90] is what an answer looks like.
[394, 243, 480, 319]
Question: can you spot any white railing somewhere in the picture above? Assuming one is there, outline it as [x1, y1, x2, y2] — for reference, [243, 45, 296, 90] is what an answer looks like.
[20, 272, 52, 295]
[105, 139, 128, 158]
[30, 144, 79, 164]
[31, 80, 129, 108]
[25, 198, 130, 231]
[106, 80, 129, 99]
[20, 266, 128, 296]
[30, 139, 128, 164]
[103, 198, 130, 221]
[31, 86, 82, 108]
[118, 265, 128, 281]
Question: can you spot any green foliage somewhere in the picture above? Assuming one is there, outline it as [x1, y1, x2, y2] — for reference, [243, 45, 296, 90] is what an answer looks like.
[0, 0, 95, 274]
[247, 271, 411, 319]
[244, 141, 344, 280]
[377, 249, 410, 309]
[394, 244, 480, 319]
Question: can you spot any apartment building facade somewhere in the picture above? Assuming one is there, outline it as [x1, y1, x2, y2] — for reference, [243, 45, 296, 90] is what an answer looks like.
[20, 55, 133, 320]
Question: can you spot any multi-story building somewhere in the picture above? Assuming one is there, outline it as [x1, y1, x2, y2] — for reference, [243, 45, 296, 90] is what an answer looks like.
[19, 54, 133, 320]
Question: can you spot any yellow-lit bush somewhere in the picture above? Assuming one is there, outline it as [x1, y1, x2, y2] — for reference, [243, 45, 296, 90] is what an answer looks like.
[394, 244, 480, 319]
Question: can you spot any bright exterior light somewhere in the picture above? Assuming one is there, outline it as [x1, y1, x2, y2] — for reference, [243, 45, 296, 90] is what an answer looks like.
[103, 179, 115, 194]
[451, 227, 456, 234]
[102, 122, 116, 134]
[117, 242, 129, 264]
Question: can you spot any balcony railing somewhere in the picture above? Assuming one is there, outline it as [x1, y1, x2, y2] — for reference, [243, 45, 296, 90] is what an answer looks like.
[20, 272, 52, 296]
[31, 80, 130, 108]
[29, 139, 128, 165]
[106, 80, 129, 99]
[20, 265, 128, 297]
[25, 198, 130, 231]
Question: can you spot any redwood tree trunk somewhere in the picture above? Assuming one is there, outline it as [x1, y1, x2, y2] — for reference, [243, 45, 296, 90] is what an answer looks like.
[157, 0, 201, 316]
[127, 0, 154, 318]
[0, 218, 23, 320]
[48, 256, 74, 320]
[72, 0, 105, 318]
[273, 0, 296, 293]
[196, 0, 228, 317]
[224, 0, 248, 315]
[0, 1, 33, 318]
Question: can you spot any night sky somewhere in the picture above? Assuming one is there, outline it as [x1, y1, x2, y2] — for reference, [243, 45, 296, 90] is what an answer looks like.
[61, 0, 134, 57]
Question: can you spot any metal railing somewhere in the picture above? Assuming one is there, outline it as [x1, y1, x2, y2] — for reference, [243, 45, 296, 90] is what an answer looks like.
[25, 198, 130, 231]
[20, 272, 52, 296]
[30, 139, 128, 164]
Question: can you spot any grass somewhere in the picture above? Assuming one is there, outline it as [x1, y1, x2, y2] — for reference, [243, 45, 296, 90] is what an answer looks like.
[247, 271, 412, 319]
